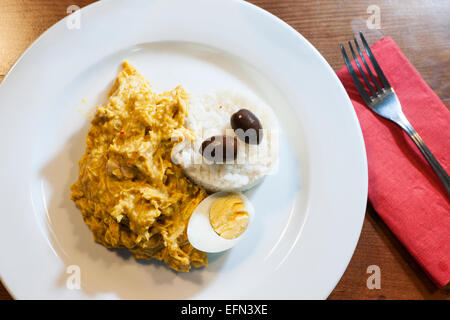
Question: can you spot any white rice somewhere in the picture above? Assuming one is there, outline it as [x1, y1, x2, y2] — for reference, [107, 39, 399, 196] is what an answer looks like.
[172, 90, 279, 192]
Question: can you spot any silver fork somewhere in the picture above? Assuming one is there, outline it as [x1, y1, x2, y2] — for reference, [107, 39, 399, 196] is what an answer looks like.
[341, 32, 450, 195]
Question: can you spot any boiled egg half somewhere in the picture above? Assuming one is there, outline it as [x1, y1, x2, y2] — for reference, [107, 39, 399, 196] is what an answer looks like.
[187, 191, 255, 253]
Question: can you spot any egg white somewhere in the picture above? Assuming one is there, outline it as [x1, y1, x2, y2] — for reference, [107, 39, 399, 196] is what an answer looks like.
[187, 191, 255, 253]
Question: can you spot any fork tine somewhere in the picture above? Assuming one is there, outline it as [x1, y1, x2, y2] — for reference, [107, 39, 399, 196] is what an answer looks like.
[340, 44, 371, 105]
[359, 32, 391, 89]
[348, 40, 376, 97]
[353, 36, 382, 93]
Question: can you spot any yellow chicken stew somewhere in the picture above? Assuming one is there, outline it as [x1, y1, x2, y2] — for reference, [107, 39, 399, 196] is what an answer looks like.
[70, 61, 208, 272]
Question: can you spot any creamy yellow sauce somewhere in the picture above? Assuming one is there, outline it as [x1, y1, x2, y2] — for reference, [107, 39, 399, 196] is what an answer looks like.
[209, 194, 249, 239]
[70, 61, 208, 272]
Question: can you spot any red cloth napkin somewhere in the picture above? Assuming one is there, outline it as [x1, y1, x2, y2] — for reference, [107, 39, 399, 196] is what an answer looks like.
[336, 37, 450, 287]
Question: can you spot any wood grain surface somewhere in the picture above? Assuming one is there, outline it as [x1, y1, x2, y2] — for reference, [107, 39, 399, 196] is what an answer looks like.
[0, 0, 448, 300]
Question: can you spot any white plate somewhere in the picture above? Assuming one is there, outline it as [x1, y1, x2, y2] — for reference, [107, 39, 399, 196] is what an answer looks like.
[0, 0, 367, 299]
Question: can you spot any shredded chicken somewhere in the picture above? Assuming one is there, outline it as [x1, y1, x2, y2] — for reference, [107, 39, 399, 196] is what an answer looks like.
[70, 61, 208, 271]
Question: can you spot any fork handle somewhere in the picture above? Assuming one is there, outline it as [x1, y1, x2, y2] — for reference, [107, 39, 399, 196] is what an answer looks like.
[395, 114, 450, 195]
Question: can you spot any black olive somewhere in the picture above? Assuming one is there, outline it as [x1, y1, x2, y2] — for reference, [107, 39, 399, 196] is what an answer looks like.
[200, 135, 238, 163]
[230, 109, 263, 144]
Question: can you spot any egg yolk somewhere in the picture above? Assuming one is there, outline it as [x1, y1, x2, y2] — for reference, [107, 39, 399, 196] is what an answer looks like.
[209, 194, 249, 239]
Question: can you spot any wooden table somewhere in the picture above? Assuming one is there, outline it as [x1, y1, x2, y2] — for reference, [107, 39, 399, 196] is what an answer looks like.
[0, 0, 448, 300]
